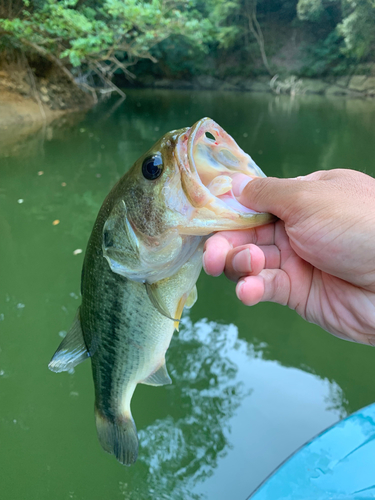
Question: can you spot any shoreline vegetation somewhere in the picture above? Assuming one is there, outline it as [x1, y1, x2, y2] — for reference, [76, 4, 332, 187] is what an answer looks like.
[1, 70, 375, 130]
[1, 0, 375, 131]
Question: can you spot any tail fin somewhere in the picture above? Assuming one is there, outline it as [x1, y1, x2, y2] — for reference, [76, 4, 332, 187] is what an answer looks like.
[95, 408, 139, 466]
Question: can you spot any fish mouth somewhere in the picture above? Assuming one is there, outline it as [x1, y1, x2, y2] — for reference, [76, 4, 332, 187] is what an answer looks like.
[175, 117, 274, 232]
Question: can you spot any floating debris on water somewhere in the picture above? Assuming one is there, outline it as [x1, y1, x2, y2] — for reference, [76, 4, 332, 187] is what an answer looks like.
[52, 220, 60, 225]
[61, 182, 67, 187]
[243, 132, 248, 138]
[17, 199, 24, 204]
[96, 173, 101, 178]
[0, 370, 5, 376]
[70, 292, 79, 299]
[38, 171, 44, 176]
[73, 249, 82, 255]
[0, 313, 4, 321]
[59, 330, 67, 338]
[16, 303, 25, 309]
[80, 128, 86, 133]
[70, 391, 79, 397]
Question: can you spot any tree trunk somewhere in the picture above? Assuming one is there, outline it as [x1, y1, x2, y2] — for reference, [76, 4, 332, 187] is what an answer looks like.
[245, 1, 272, 75]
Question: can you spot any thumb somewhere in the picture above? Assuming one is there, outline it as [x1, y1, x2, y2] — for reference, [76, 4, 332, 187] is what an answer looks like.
[233, 173, 323, 221]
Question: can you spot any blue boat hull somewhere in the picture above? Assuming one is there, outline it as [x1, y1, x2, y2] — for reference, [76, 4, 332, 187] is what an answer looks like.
[249, 403, 375, 499]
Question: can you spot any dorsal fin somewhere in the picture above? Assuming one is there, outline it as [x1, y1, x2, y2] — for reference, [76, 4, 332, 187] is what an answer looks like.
[48, 307, 89, 373]
[145, 282, 179, 322]
[141, 360, 172, 386]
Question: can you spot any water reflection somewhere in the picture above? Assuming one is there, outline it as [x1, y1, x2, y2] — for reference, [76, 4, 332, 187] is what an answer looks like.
[1, 91, 374, 500]
[0, 112, 86, 159]
[267, 94, 302, 116]
[117, 316, 346, 500]
[119, 317, 246, 500]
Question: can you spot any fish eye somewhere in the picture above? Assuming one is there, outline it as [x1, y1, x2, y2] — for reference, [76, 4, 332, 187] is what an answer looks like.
[142, 155, 163, 180]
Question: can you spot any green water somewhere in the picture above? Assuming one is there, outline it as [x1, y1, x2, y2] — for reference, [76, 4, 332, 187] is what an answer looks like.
[1, 90, 375, 500]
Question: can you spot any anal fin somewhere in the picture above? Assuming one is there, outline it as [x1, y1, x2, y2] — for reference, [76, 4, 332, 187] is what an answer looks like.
[141, 360, 172, 386]
[48, 307, 89, 373]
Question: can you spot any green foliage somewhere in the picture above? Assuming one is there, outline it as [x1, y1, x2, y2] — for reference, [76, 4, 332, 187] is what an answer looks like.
[0, 0, 221, 78]
[297, 0, 375, 65]
[1, 0, 375, 85]
[338, 0, 375, 59]
[297, 0, 324, 21]
[301, 30, 352, 76]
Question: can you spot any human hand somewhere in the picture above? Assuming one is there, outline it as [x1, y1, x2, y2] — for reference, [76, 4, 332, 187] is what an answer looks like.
[203, 169, 375, 345]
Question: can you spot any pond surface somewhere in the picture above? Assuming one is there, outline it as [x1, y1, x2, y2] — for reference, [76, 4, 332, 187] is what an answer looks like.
[1, 90, 375, 500]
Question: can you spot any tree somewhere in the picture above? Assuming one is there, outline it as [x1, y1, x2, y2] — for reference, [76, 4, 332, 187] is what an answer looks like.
[0, 0, 217, 97]
[297, 0, 375, 63]
[338, 0, 375, 59]
[244, 0, 272, 74]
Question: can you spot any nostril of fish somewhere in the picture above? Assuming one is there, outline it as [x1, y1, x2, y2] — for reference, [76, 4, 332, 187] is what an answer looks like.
[205, 131, 216, 141]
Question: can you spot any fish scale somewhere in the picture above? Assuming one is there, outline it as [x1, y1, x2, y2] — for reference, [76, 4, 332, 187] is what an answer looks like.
[48, 117, 274, 466]
[82, 225, 198, 439]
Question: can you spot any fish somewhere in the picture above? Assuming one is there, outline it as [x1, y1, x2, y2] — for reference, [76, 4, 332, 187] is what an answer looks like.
[48, 117, 275, 466]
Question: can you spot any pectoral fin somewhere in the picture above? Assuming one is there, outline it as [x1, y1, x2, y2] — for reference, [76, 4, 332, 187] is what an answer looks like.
[185, 285, 198, 309]
[141, 360, 172, 386]
[48, 307, 89, 373]
[172, 285, 198, 331]
[145, 282, 179, 322]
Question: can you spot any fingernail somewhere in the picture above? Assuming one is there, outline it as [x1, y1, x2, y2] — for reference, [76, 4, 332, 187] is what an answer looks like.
[232, 248, 252, 274]
[232, 174, 252, 197]
[236, 279, 245, 300]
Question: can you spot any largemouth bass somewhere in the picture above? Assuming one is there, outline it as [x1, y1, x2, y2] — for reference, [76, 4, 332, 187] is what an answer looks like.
[48, 117, 274, 466]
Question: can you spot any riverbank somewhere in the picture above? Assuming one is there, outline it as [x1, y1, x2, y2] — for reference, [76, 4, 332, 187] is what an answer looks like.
[0, 64, 93, 155]
[1, 66, 375, 140]
[134, 74, 375, 98]
[0, 63, 92, 125]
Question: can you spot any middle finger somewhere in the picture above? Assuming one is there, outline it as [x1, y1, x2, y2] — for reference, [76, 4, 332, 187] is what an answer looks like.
[224, 244, 281, 282]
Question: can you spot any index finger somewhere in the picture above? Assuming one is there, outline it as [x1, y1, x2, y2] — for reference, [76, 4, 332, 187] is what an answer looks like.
[203, 222, 277, 276]
[206, 222, 277, 249]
